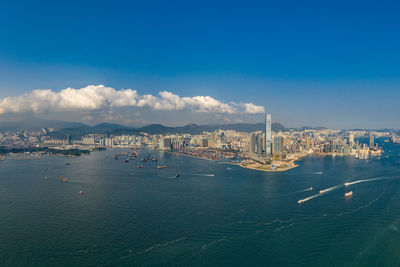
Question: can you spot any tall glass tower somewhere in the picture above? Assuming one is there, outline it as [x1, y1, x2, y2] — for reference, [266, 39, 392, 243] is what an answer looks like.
[265, 113, 272, 157]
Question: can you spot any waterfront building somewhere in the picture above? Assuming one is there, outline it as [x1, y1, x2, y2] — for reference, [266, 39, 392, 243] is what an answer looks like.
[159, 137, 172, 150]
[265, 113, 272, 157]
[273, 136, 284, 158]
[250, 133, 256, 153]
[369, 132, 374, 148]
[349, 132, 355, 147]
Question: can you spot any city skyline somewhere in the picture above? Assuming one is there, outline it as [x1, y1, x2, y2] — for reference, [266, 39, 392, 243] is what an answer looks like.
[1, 1, 400, 128]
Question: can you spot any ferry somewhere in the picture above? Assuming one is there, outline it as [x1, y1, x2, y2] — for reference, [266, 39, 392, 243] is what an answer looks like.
[345, 191, 353, 198]
[157, 165, 167, 169]
[319, 189, 329, 194]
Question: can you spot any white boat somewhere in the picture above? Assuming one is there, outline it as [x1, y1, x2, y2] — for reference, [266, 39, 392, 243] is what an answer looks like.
[345, 191, 353, 197]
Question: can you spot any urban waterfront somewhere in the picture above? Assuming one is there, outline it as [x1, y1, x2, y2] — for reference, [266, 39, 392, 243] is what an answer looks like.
[0, 139, 399, 266]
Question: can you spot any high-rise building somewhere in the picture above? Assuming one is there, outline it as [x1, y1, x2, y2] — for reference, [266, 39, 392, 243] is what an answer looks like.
[349, 132, 354, 147]
[249, 133, 256, 153]
[160, 137, 171, 150]
[265, 114, 272, 157]
[273, 136, 284, 157]
[369, 132, 374, 148]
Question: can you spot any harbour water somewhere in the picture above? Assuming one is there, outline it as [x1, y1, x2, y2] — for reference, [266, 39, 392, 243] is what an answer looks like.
[0, 140, 399, 266]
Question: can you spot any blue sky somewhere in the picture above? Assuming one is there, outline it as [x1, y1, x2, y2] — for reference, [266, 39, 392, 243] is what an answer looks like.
[0, 0, 399, 128]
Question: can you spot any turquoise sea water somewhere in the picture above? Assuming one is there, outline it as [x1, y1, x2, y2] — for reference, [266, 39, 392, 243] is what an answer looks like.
[0, 140, 400, 266]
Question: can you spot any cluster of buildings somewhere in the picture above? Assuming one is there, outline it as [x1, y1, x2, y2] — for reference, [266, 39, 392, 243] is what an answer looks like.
[0, 115, 391, 164]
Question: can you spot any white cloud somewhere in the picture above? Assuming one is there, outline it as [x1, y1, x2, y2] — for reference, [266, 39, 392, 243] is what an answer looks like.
[0, 85, 265, 115]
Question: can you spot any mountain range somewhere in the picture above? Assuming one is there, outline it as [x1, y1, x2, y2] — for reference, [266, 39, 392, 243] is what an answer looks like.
[0, 119, 334, 139]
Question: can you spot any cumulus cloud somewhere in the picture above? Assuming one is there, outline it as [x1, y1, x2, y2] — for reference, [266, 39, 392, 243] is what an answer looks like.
[0, 85, 265, 115]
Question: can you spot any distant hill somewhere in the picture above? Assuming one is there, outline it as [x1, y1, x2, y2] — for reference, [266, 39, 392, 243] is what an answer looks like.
[49, 122, 289, 139]
[1, 118, 335, 139]
[0, 118, 88, 132]
[48, 122, 126, 139]
[112, 122, 288, 135]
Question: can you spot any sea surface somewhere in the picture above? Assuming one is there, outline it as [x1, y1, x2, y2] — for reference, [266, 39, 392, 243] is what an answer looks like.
[0, 139, 400, 266]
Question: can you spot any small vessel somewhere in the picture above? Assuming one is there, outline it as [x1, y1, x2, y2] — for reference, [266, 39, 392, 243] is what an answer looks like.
[319, 189, 329, 194]
[60, 176, 68, 183]
[137, 165, 144, 168]
[123, 159, 129, 163]
[142, 158, 148, 162]
[344, 182, 351, 187]
[157, 165, 167, 169]
[345, 191, 353, 198]
[298, 199, 305, 204]
[308, 187, 313, 191]
[78, 191, 83, 195]
[152, 157, 158, 161]
[175, 174, 180, 178]
[65, 163, 71, 165]
[44, 176, 48, 180]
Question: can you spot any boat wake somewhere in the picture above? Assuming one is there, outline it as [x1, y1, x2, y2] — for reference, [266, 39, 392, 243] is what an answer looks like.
[297, 187, 313, 193]
[298, 185, 342, 204]
[297, 194, 321, 204]
[319, 185, 342, 194]
[312, 171, 323, 175]
[344, 177, 387, 187]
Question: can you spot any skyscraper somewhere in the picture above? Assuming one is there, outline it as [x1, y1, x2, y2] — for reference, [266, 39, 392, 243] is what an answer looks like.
[349, 132, 354, 147]
[249, 133, 256, 153]
[265, 113, 272, 157]
[369, 132, 374, 148]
